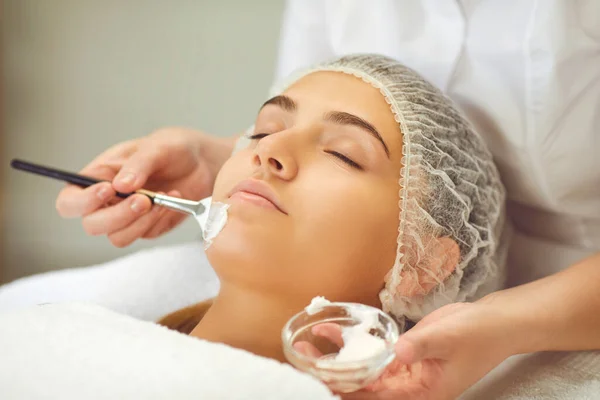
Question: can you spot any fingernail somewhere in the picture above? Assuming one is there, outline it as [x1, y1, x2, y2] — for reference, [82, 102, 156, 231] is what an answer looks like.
[130, 197, 145, 213]
[118, 172, 136, 186]
[96, 186, 111, 200]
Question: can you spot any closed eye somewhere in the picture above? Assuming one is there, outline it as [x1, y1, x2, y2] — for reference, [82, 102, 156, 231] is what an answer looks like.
[248, 133, 270, 140]
[325, 150, 363, 170]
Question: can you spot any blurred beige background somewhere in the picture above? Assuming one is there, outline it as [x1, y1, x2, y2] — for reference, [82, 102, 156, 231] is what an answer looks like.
[1, 1, 284, 283]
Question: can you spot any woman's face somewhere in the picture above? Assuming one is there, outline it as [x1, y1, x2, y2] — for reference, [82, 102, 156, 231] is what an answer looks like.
[209, 71, 403, 308]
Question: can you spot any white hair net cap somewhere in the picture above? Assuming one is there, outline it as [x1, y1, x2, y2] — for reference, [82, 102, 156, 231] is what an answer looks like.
[252, 54, 508, 324]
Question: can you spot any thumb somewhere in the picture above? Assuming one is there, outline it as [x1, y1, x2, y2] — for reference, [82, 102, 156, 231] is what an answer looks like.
[394, 325, 455, 365]
[112, 145, 165, 192]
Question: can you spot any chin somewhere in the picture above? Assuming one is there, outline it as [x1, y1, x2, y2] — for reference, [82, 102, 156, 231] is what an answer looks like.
[205, 219, 290, 282]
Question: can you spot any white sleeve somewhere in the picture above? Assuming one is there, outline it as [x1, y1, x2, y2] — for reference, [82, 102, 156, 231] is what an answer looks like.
[274, 0, 334, 81]
[0, 242, 219, 322]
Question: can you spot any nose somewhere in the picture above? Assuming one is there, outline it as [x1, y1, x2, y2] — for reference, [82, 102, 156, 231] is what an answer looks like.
[253, 133, 298, 181]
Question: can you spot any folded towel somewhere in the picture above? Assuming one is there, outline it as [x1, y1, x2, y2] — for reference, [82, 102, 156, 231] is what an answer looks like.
[460, 351, 600, 399]
[0, 242, 218, 321]
[0, 302, 338, 400]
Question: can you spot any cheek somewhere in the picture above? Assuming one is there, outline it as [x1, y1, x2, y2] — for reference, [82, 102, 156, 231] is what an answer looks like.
[291, 171, 399, 300]
[211, 153, 250, 201]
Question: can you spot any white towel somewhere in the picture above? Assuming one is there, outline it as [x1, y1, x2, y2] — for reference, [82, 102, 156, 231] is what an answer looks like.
[0, 242, 218, 321]
[0, 302, 338, 400]
[3, 243, 600, 399]
[460, 351, 600, 399]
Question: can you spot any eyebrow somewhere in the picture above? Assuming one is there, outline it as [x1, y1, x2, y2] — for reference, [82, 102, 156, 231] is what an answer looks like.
[261, 95, 297, 112]
[261, 95, 390, 158]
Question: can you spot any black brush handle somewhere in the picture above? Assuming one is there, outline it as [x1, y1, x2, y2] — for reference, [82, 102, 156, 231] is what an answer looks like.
[10, 159, 132, 199]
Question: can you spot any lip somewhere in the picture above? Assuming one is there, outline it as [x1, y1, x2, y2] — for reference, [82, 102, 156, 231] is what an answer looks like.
[227, 179, 287, 214]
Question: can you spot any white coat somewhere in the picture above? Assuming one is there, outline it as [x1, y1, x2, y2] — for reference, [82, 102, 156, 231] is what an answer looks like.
[276, 0, 600, 285]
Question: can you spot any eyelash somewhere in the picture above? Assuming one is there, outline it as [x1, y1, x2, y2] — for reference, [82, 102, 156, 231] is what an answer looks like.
[248, 133, 270, 140]
[248, 133, 363, 170]
[325, 151, 363, 170]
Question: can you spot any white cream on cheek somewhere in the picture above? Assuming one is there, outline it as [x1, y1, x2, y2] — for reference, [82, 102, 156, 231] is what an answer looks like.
[201, 202, 230, 250]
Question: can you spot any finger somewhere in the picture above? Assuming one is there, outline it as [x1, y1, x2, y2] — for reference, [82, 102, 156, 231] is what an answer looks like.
[367, 359, 422, 393]
[394, 304, 471, 364]
[312, 323, 345, 348]
[79, 160, 123, 180]
[56, 160, 121, 218]
[81, 194, 152, 236]
[143, 190, 186, 238]
[56, 141, 139, 217]
[112, 144, 167, 193]
[143, 211, 186, 239]
[416, 303, 470, 328]
[395, 324, 455, 364]
[107, 197, 167, 248]
[56, 182, 115, 218]
[293, 341, 323, 358]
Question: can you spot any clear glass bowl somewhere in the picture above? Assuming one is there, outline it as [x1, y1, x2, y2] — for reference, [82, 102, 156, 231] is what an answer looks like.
[282, 302, 399, 393]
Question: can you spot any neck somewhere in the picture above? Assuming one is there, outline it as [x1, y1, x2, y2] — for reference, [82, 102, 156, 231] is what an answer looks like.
[189, 283, 302, 362]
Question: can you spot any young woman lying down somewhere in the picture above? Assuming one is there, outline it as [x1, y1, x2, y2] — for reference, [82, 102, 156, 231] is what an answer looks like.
[0, 54, 507, 399]
[156, 53, 507, 392]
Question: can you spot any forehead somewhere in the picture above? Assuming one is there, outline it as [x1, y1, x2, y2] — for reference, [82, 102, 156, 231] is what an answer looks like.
[282, 71, 403, 158]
